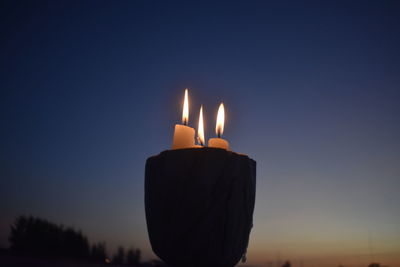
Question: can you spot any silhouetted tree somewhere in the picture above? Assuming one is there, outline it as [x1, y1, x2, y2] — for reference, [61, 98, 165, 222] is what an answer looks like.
[282, 260, 291, 267]
[126, 247, 141, 265]
[113, 246, 125, 265]
[90, 242, 107, 262]
[8, 215, 145, 265]
[63, 227, 90, 259]
[8, 215, 89, 260]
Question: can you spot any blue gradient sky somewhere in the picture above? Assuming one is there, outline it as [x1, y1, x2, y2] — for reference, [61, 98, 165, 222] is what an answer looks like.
[1, 1, 399, 266]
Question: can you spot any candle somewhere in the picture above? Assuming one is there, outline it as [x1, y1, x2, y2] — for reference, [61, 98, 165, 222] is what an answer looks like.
[172, 89, 195, 149]
[197, 105, 205, 146]
[208, 103, 230, 150]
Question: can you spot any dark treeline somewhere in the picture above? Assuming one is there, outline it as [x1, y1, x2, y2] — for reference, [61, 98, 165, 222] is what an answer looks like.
[9, 215, 90, 260]
[112, 246, 141, 265]
[8, 215, 142, 265]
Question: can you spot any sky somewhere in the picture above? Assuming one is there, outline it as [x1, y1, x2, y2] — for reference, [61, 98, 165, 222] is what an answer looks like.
[1, 1, 400, 266]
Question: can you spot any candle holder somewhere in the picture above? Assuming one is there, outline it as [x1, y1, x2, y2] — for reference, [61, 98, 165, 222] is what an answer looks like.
[145, 148, 256, 267]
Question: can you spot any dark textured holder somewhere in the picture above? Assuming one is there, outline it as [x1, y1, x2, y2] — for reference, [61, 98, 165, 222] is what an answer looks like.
[145, 148, 256, 267]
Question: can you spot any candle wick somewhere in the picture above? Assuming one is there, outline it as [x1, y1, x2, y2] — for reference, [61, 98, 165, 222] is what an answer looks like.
[197, 136, 203, 146]
[217, 132, 221, 138]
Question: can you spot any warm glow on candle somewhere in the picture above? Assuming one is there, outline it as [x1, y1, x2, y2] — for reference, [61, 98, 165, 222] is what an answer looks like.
[198, 105, 205, 146]
[182, 89, 189, 125]
[216, 103, 225, 138]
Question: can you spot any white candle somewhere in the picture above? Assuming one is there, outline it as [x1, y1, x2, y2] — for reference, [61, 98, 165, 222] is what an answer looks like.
[208, 103, 230, 150]
[172, 89, 196, 149]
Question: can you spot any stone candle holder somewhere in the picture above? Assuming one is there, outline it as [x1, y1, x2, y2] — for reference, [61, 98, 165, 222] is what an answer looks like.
[145, 147, 256, 267]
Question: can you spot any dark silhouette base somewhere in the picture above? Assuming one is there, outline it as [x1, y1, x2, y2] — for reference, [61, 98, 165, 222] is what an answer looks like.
[145, 148, 256, 267]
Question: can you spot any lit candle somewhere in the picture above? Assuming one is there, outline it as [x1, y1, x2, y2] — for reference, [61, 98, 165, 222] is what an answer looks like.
[208, 103, 230, 150]
[172, 89, 195, 149]
[197, 105, 205, 146]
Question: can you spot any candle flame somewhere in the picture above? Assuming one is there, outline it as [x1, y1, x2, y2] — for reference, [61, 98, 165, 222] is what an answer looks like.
[216, 103, 225, 138]
[198, 105, 205, 146]
[182, 89, 189, 125]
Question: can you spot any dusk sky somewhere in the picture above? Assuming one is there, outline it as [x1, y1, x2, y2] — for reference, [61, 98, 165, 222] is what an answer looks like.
[1, 1, 399, 267]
